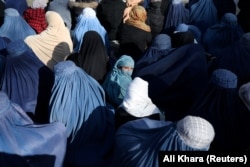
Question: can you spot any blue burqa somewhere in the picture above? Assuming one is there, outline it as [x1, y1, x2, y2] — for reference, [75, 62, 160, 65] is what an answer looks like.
[0, 40, 54, 123]
[49, 60, 116, 167]
[71, 7, 110, 53]
[134, 43, 209, 121]
[133, 33, 172, 75]
[5, 0, 28, 15]
[0, 91, 67, 167]
[213, 32, 250, 87]
[202, 13, 244, 55]
[163, 0, 190, 33]
[0, 8, 36, 42]
[112, 116, 214, 167]
[189, 69, 250, 151]
[189, 0, 218, 33]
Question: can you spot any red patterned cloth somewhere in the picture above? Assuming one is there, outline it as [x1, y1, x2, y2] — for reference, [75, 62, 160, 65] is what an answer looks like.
[23, 8, 47, 34]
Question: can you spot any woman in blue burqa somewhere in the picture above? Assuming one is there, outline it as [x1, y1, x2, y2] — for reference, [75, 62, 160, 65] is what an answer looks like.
[49, 60, 116, 167]
[188, 69, 250, 151]
[211, 32, 250, 87]
[0, 8, 36, 42]
[0, 39, 54, 123]
[71, 7, 110, 54]
[133, 33, 172, 75]
[4, 0, 28, 15]
[0, 91, 67, 167]
[162, 0, 190, 34]
[189, 0, 218, 33]
[112, 115, 215, 166]
[202, 12, 244, 56]
[133, 43, 209, 121]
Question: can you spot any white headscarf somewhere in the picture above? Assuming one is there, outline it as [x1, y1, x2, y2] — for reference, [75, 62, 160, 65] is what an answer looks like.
[27, 0, 48, 8]
[120, 77, 163, 118]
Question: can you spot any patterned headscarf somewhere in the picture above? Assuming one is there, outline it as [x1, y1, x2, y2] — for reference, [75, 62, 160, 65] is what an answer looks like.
[126, 5, 151, 32]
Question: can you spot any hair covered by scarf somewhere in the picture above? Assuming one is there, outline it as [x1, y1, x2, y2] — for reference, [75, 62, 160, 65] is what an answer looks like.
[126, 5, 151, 32]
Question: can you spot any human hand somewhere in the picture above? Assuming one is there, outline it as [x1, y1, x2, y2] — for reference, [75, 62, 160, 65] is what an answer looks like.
[123, 6, 133, 23]
[126, 0, 142, 7]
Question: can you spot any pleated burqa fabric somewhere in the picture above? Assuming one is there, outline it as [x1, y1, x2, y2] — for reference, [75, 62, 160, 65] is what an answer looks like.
[0, 8, 36, 42]
[0, 40, 54, 123]
[4, 0, 28, 15]
[134, 43, 209, 121]
[213, 32, 250, 87]
[133, 33, 172, 75]
[71, 7, 109, 53]
[49, 61, 115, 167]
[112, 116, 215, 167]
[189, 69, 250, 151]
[189, 0, 218, 32]
[0, 37, 10, 86]
[24, 11, 73, 70]
[0, 37, 10, 51]
[163, 0, 190, 32]
[0, 91, 67, 167]
[202, 13, 244, 55]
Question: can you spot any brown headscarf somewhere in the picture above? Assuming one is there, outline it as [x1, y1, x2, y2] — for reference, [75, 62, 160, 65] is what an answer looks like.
[125, 5, 151, 32]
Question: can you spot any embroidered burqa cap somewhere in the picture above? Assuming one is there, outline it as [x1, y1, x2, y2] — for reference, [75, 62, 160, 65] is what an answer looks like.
[177, 115, 215, 149]
[210, 69, 237, 88]
[221, 12, 238, 27]
[120, 77, 163, 117]
[151, 34, 172, 50]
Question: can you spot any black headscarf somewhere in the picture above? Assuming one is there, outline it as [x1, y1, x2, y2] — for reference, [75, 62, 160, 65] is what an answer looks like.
[67, 31, 109, 84]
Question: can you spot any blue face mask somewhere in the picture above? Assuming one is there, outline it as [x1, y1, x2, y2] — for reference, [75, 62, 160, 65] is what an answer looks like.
[121, 70, 133, 76]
